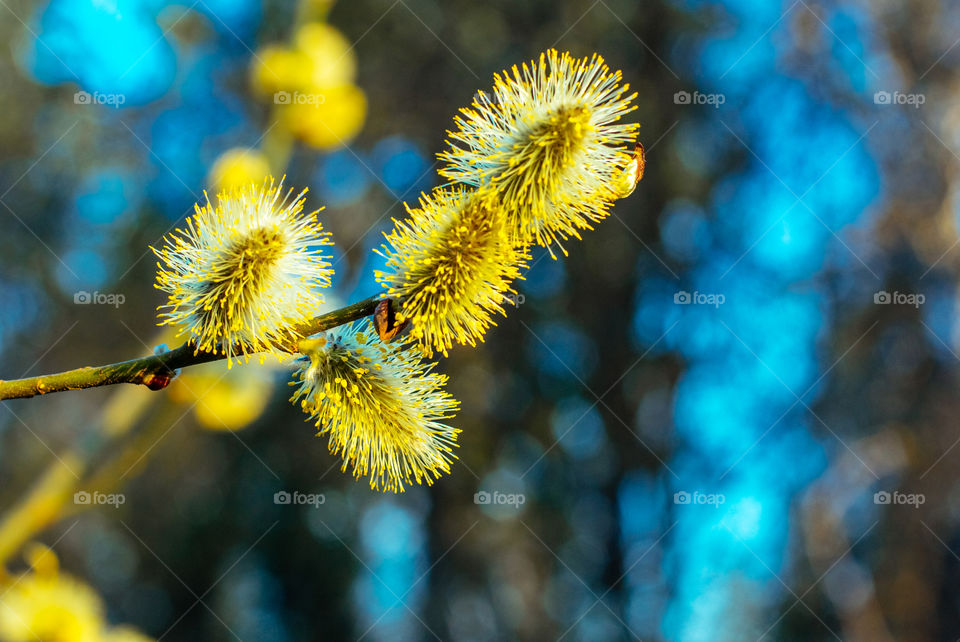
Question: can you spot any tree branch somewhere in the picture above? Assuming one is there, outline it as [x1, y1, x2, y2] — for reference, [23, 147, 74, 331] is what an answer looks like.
[0, 296, 381, 401]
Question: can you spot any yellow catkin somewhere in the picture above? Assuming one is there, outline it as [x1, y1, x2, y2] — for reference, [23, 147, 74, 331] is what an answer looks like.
[292, 321, 460, 493]
[375, 187, 528, 357]
[153, 177, 333, 365]
[440, 49, 640, 253]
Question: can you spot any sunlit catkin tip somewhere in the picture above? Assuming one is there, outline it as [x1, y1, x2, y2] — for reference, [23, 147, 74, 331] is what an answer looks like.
[291, 321, 461, 493]
[440, 49, 640, 248]
[374, 187, 528, 358]
[613, 141, 645, 198]
[153, 177, 334, 364]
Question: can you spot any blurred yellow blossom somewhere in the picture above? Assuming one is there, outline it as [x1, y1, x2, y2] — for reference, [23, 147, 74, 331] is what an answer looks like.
[208, 147, 271, 195]
[251, 45, 312, 96]
[281, 84, 367, 149]
[0, 545, 152, 642]
[99, 629, 154, 642]
[251, 23, 357, 97]
[294, 22, 357, 88]
[168, 359, 278, 431]
[251, 21, 366, 150]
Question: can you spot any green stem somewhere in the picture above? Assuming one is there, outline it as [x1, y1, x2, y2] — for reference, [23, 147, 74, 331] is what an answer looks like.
[0, 296, 380, 401]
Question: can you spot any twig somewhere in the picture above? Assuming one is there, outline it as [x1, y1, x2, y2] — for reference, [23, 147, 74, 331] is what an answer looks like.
[0, 296, 381, 401]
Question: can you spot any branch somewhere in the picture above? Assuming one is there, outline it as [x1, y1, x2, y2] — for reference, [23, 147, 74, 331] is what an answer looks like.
[0, 296, 381, 401]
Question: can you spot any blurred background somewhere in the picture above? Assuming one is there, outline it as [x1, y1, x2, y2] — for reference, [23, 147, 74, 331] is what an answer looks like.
[0, 0, 957, 639]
